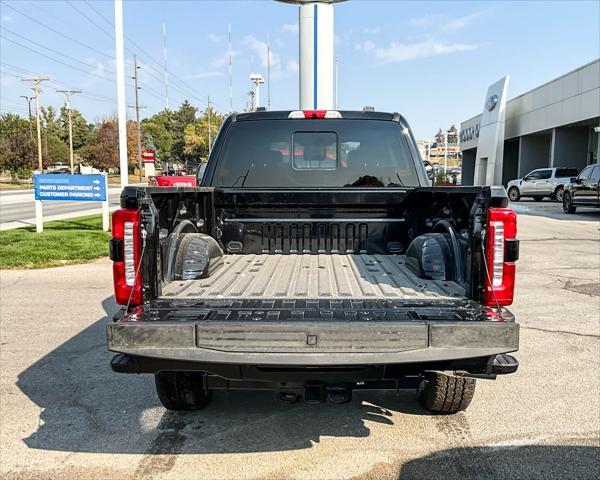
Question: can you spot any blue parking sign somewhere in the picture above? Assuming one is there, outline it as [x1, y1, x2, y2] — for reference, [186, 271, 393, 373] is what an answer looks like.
[34, 174, 107, 202]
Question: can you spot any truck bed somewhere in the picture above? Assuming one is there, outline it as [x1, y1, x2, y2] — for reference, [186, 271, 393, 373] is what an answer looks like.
[160, 254, 465, 300]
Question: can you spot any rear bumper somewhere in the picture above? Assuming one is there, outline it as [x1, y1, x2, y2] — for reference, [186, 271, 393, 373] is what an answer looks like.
[107, 316, 519, 367]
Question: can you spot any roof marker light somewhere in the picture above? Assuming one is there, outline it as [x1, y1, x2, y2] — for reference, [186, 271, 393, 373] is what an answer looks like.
[288, 110, 342, 119]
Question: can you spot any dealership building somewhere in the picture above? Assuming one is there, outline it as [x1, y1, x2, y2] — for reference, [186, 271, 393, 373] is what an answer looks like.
[460, 59, 600, 186]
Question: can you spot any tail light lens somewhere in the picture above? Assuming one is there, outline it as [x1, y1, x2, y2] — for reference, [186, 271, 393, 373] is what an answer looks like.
[484, 207, 518, 307]
[110, 208, 143, 306]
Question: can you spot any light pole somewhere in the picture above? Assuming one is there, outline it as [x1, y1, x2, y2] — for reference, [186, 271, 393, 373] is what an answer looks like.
[20, 95, 34, 139]
[249, 73, 264, 110]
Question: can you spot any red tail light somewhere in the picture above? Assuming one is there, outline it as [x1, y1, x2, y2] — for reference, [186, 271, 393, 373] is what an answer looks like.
[484, 207, 518, 307]
[303, 110, 327, 119]
[110, 208, 143, 306]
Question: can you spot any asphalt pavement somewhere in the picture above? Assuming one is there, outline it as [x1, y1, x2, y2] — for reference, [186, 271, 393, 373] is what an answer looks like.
[0, 202, 598, 480]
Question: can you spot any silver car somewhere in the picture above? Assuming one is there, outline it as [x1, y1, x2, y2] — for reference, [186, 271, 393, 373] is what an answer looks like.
[507, 167, 579, 202]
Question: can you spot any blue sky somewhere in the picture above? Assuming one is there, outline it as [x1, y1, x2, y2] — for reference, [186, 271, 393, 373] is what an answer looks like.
[1, 0, 599, 140]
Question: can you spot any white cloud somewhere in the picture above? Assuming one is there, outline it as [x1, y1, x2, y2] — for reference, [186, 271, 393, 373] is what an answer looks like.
[185, 71, 224, 79]
[210, 50, 235, 68]
[357, 39, 480, 63]
[1, 15, 14, 23]
[281, 22, 298, 33]
[207, 33, 222, 43]
[286, 59, 299, 74]
[410, 12, 483, 32]
[363, 27, 381, 35]
[244, 35, 280, 68]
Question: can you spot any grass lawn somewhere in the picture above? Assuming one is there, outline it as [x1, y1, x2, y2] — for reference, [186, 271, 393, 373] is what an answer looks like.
[0, 215, 110, 269]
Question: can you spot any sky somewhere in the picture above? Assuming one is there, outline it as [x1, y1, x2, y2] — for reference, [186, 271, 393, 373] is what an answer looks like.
[1, 0, 599, 140]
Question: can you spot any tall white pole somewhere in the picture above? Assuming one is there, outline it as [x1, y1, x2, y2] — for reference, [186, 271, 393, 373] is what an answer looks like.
[267, 34, 271, 110]
[255, 83, 260, 109]
[163, 21, 169, 110]
[114, 0, 128, 188]
[228, 23, 233, 113]
[335, 55, 339, 109]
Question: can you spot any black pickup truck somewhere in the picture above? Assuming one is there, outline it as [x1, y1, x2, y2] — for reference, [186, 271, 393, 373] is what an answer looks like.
[107, 109, 520, 414]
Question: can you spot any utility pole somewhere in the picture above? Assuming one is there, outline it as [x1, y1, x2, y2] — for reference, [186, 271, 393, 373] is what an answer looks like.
[132, 55, 143, 181]
[21, 77, 49, 172]
[114, 0, 128, 187]
[20, 95, 34, 139]
[56, 90, 81, 172]
[207, 96, 212, 154]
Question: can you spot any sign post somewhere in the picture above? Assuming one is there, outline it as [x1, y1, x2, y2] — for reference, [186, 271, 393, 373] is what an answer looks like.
[33, 174, 109, 233]
[142, 149, 156, 177]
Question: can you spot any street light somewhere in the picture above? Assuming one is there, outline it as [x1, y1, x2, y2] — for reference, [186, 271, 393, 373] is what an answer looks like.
[249, 73, 264, 110]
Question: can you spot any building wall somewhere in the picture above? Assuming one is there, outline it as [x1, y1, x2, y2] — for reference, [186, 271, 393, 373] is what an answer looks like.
[518, 135, 552, 176]
[551, 127, 589, 171]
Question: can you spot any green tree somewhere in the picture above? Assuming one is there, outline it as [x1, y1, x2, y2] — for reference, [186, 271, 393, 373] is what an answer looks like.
[81, 117, 119, 171]
[41, 106, 65, 139]
[183, 106, 224, 160]
[59, 106, 94, 150]
[0, 113, 36, 176]
[43, 135, 69, 165]
[141, 109, 174, 163]
[172, 100, 198, 162]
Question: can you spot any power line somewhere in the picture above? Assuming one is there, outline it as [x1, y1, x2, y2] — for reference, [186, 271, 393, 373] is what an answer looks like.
[66, 0, 115, 41]
[2, 27, 117, 76]
[3, 2, 115, 60]
[0, 35, 115, 83]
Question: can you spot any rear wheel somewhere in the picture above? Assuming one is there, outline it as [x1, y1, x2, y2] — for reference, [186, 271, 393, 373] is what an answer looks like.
[533, 196, 544, 202]
[419, 372, 476, 414]
[563, 191, 576, 214]
[508, 187, 520, 202]
[553, 185, 564, 203]
[155, 371, 212, 411]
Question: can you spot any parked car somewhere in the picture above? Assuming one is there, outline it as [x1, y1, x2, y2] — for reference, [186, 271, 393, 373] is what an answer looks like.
[506, 167, 579, 202]
[107, 109, 520, 415]
[563, 163, 600, 213]
[148, 173, 197, 187]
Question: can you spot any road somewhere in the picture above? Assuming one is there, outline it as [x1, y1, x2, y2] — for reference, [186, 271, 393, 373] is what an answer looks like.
[0, 187, 124, 230]
[0, 204, 598, 479]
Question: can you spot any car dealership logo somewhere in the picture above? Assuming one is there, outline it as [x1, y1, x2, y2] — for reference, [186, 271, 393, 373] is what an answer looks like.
[486, 94, 499, 112]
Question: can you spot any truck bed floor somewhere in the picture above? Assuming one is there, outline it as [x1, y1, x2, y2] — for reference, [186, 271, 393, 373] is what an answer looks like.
[161, 254, 465, 300]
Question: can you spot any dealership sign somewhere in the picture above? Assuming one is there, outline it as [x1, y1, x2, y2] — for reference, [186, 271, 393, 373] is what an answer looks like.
[460, 123, 480, 143]
[142, 149, 155, 163]
[32, 173, 109, 233]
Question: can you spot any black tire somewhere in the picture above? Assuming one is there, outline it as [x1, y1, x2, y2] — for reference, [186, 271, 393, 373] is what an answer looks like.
[419, 372, 476, 414]
[554, 185, 564, 203]
[533, 196, 544, 202]
[154, 371, 212, 411]
[563, 191, 576, 214]
[508, 187, 520, 202]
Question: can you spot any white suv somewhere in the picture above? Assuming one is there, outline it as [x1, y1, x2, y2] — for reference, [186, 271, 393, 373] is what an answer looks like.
[507, 167, 579, 202]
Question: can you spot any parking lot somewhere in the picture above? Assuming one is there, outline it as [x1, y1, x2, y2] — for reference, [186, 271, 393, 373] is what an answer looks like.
[1, 200, 598, 480]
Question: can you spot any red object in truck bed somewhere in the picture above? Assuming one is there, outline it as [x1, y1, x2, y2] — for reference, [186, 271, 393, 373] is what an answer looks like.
[149, 175, 197, 187]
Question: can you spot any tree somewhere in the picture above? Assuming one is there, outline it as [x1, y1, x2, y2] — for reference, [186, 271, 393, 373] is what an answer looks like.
[41, 106, 65, 139]
[43, 135, 69, 165]
[447, 125, 458, 144]
[0, 113, 36, 176]
[141, 109, 174, 163]
[434, 128, 445, 145]
[126, 120, 139, 171]
[183, 106, 225, 160]
[172, 100, 199, 162]
[81, 117, 119, 171]
[59, 106, 94, 150]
